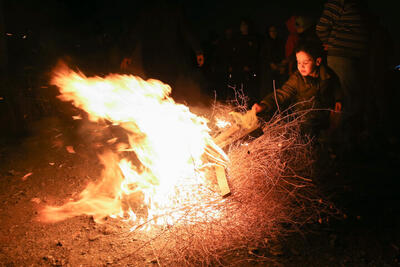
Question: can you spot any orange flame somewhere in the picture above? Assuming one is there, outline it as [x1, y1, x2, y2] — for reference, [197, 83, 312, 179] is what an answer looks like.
[41, 64, 227, 227]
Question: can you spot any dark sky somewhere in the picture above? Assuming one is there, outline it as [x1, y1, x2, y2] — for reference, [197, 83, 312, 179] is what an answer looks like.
[4, 0, 323, 32]
[2, 0, 399, 73]
[3, 0, 398, 41]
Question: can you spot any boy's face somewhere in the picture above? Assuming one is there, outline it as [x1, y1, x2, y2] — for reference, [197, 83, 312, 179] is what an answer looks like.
[296, 51, 321, 77]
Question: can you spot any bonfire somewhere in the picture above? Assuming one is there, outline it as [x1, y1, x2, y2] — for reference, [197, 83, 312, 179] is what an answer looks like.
[39, 63, 332, 266]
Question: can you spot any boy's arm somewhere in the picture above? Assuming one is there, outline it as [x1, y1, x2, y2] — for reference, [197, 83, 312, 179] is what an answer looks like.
[259, 73, 298, 112]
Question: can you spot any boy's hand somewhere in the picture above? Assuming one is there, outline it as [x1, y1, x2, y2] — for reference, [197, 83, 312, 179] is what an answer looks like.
[334, 102, 342, 112]
[329, 101, 342, 131]
[252, 103, 266, 113]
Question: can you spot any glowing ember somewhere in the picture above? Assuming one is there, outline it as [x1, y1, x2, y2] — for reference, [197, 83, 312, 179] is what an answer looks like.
[41, 63, 227, 228]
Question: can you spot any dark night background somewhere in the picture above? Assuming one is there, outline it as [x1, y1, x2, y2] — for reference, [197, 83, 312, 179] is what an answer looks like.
[1, 0, 399, 102]
[2, 0, 399, 69]
[2, 0, 399, 40]
[0, 0, 400, 265]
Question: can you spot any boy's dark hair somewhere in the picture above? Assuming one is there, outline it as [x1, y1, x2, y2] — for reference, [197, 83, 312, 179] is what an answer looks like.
[294, 41, 324, 60]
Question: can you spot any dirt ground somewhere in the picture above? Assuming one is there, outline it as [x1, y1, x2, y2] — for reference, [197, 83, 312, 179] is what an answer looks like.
[0, 113, 399, 266]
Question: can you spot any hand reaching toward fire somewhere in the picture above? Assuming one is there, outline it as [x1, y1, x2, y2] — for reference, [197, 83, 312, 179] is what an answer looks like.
[252, 103, 266, 114]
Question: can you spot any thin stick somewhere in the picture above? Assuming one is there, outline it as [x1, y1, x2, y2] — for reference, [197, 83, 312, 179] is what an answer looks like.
[273, 79, 280, 113]
[150, 241, 162, 267]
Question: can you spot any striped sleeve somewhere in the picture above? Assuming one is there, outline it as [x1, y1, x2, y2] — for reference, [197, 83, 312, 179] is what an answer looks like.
[316, 0, 343, 43]
[317, 0, 369, 58]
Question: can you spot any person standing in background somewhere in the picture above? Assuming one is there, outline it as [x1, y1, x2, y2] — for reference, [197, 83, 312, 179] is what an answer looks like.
[231, 17, 260, 104]
[316, 0, 369, 152]
[259, 24, 287, 98]
[284, 15, 299, 76]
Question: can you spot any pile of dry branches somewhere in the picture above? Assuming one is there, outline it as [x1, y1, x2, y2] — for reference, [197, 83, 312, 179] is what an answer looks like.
[132, 100, 335, 266]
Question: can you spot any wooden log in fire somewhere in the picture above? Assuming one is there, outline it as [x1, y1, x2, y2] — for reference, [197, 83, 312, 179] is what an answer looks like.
[208, 109, 261, 197]
[215, 165, 230, 197]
